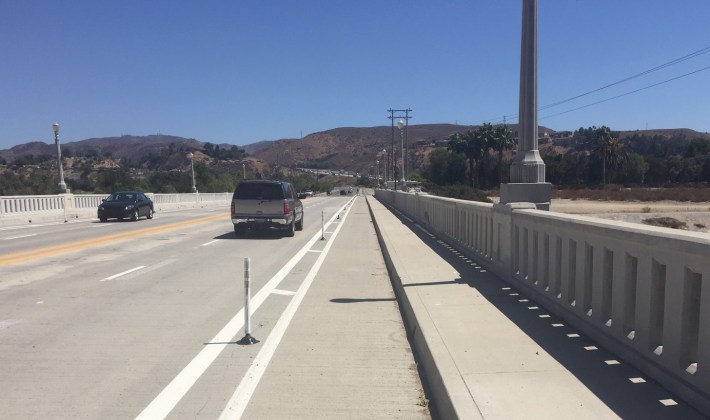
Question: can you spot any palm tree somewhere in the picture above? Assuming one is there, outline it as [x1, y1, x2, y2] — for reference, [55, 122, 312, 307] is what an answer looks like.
[491, 123, 516, 184]
[592, 126, 628, 184]
[448, 127, 491, 188]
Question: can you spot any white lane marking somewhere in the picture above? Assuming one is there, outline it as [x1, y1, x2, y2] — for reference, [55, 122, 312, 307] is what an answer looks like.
[0, 224, 44, 231]
[0, 319, 21, 330]
[101, 266, 147, 281]
[271, 289, 296, 296]
[201, 239, 220, 247]
[219, 196, 353, 420]
[2, 234, 37, 240]
[135, 198, 355, 420]
[92, 224, 113, 228]
[307, 249, 322, 253]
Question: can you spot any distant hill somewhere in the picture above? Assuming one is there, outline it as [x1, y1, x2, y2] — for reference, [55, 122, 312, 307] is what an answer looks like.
[243, 123, 554, 173]
[0, 135, 204, 162]
[2, 125, 709, 175]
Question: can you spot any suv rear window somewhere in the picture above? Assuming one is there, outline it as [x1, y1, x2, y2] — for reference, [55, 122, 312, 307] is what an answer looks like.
[233, 183, 285, 200]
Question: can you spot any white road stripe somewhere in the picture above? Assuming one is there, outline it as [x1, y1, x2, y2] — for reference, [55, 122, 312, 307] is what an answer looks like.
[0, 224, 44, 231]
[135, 199, 355, 420]
[201, 239, 220, 247]
[101, 266, 147, 281]
[271, 289, 296, 296]
[2, 234, 37, 240]
[219, 196, 354, 420]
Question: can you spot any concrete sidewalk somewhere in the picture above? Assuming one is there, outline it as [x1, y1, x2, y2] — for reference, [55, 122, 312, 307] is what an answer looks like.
[241, 196, 430, 419]
[366, 194, 704, 420]
[239, 193, 703, 419]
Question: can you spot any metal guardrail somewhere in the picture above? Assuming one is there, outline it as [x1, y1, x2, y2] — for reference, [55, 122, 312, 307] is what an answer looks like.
[375, 188, 710, 416]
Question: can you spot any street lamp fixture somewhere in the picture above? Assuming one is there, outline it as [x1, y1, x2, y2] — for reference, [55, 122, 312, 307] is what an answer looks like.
[376, 160, 379, 187]
[52, 122, 69, 194]
[382, 149, 388, 184]
[188, 152, 197, 193]
[397, 119, 405, 184]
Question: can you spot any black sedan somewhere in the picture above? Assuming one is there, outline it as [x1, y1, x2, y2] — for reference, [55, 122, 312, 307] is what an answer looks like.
[98, 191, 154, 222]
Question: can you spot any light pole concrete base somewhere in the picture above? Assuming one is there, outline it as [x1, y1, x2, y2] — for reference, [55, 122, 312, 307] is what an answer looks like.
[499, 182, 551, 210]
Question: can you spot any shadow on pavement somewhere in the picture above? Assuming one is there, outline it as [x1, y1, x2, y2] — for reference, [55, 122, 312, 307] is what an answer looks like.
[382, 202, 704, 420]
[330, 297, 396, 304]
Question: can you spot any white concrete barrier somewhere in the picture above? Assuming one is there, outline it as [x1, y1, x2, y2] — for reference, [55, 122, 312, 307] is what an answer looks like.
[0, 192, 231, 226]
[375, 189, 710, 416]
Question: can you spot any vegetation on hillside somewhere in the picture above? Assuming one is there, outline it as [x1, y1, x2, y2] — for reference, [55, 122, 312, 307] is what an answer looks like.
[421, 125, 710, 202]
[3, 124, 710, 201]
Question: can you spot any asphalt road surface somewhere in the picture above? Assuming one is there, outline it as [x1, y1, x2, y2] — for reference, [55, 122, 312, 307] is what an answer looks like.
[0, 195, 396, 419]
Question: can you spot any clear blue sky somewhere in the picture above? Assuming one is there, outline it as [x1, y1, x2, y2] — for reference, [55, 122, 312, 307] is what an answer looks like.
[2, 0, 709, 149]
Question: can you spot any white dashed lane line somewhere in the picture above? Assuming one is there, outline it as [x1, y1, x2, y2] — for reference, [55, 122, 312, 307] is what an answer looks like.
[101, 266, 147, 282]
[2, 234, 37, 240]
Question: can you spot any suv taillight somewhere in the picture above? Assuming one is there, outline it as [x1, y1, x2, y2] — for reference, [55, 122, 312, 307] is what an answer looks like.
[283, 200, 291, 215]
[231, 202, 235, 214]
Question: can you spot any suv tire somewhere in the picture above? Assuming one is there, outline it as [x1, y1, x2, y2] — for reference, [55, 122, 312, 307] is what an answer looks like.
[284, 220, 296, 237]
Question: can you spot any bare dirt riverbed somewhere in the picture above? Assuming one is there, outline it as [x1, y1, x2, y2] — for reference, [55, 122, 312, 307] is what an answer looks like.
[549, 199, 710, 234]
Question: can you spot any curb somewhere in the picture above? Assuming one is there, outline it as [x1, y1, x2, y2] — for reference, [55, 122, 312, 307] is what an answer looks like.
[365, 194, 478, 420]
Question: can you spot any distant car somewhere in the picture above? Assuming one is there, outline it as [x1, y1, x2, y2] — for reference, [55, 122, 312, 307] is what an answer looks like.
[340, 189, 347, 196]
[231, 180, 304, 237]
[304, 190, 314, 197]
[98, 191, 154, 222]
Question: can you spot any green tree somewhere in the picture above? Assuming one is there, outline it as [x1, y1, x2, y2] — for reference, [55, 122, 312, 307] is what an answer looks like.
[491, 123, 516, 184]
[97, 168, 135, 193]
[615, 152, 648, 184]
[426, 148, 451, 185]
[448, 127, 490, 188]
[591, 126, 628, 184]
[425, 148, 467, 186]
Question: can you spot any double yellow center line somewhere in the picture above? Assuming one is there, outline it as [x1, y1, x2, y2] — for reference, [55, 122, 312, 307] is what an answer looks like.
[0, 213, 228, 267]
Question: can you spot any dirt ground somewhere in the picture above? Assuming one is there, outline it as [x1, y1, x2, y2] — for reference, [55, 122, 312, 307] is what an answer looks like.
[549, 199, 710, 234]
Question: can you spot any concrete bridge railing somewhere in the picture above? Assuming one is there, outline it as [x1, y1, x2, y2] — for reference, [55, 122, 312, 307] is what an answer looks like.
[375, 189, 710, 416]
[0, 192, 231, 226]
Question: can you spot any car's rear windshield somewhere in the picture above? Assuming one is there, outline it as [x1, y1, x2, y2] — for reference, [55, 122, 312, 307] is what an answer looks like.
[233, 183, 284, 200]
[106, 193, 134, 202]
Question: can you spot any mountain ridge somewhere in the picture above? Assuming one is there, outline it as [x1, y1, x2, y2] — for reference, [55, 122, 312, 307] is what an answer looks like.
[2, 125, 709, 174]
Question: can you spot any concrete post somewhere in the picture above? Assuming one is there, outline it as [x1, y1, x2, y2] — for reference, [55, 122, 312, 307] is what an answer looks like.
[500, 0, 551, 210]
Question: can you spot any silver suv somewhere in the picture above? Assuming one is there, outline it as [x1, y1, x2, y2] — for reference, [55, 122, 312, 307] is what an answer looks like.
[230, 180, 304, 237]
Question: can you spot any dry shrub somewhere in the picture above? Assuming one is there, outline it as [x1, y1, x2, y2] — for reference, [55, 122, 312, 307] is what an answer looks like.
[554, 185, 710, 202]
[642, 217, 688, 230]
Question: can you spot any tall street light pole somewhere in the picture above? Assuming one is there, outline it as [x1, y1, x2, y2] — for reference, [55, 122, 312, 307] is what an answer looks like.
[499, 0, 550, 210]
[242, 163, 246, 179]
[52, 122, 69, 194]
[398, 120, 406, 184]
[382, 149, 388, 184]
[188, 152, 197, 193]
[390, 113, 396, 191]
[375, 160, 379, 187]
[387, 108, 412, 191]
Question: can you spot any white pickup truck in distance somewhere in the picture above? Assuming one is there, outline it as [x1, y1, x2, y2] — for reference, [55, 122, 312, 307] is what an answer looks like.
[230, 180, 304, 237]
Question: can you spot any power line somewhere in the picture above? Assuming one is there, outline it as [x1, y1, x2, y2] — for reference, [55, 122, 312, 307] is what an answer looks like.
[487, 45, 710, 124]
[538, 45, 710, 112]
[540, 64, 710, 120]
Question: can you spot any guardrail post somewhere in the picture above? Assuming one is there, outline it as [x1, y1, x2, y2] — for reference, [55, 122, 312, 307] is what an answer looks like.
[237, 257, 259, 345]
